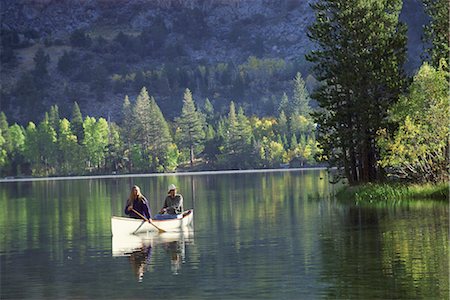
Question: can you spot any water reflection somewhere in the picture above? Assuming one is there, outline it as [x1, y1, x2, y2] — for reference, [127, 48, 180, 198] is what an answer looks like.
[319, 200, 449, 299]
[112, 228, 194, 281]
[129, 245, 152, 283]
[1, 171, 447, 299]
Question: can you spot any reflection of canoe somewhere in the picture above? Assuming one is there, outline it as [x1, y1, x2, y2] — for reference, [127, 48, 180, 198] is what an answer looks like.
[112, 228, 194, 257]
[111, 209, 194, 235]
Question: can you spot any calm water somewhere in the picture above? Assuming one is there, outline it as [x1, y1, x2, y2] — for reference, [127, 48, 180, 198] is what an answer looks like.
[0, 169, 448, 299]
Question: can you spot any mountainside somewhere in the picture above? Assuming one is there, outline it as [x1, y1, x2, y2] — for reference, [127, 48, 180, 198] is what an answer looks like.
[0, 0, 427, 124]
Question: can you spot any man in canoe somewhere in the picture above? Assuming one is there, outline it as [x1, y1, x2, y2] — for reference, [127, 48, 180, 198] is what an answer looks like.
[124, 185, 152, 219]
[159, 184, 184, 215]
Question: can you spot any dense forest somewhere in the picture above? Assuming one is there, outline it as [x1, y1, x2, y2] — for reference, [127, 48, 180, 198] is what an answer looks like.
[0, 0, 448, 185]
[0, 73, 319, 176]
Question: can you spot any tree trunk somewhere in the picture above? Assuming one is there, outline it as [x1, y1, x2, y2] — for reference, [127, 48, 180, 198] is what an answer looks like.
[190, 145, 194, 167]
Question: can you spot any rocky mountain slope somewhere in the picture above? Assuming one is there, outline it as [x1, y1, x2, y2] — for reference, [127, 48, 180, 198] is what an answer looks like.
[0, 0, 427, 123]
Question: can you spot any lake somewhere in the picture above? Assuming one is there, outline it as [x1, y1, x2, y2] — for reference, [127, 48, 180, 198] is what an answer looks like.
[0, 169, 448, 299]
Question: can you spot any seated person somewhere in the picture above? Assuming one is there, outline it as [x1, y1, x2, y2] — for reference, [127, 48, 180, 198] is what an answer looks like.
[155, 184, 183, 219]
[124, 185, 152, 219]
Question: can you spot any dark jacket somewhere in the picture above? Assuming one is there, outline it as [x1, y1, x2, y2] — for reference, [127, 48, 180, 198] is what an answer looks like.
[125, 196, 152, 219]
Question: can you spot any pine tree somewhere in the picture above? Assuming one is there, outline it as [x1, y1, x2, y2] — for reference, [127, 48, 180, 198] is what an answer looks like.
[291, 72, 311, 117]
[132, 87, 173, 171]
[307, 0, 407, 183]
[223, 103, 253, 168]
[423, 0, 449, 68]
[176, 88, 205, 167]
[276, 110, 288, 137]
[121, 95, 134, 148]
[278, 93, 289, 115]
[203, 98, 215, 124]
[48, 105, 60, 133]
[133, 87, 153, 149]
[71, 102, 84, 144]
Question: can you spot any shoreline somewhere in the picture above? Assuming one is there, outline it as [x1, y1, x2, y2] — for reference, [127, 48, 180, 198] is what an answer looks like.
[337, 182, 449, 202]
[0, 167, 328, 183]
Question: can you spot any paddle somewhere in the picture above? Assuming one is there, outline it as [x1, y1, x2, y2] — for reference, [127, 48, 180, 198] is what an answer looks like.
[131, 208, 166, 233]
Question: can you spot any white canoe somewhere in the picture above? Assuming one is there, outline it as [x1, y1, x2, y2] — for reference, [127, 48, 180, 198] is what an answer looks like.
[111, 209, 194, 235]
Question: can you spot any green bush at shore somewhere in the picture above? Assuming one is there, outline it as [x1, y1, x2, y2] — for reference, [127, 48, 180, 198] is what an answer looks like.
[337, 182, 448, 202]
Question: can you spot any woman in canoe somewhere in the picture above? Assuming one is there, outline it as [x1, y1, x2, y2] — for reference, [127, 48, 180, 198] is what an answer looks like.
[124, 185, 152, 219]
[159, 184, 184, 215]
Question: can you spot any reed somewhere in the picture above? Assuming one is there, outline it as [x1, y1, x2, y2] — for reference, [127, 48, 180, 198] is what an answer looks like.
[337, 182, 448, 202]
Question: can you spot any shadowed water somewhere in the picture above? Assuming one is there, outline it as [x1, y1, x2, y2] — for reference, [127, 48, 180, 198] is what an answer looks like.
[0, 169, 448, 299]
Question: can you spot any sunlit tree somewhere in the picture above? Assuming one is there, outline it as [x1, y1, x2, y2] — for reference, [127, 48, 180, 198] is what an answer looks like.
[176, 88, 205, 167]
[307, 0, 407, 183]
[377, 62, 449, 183]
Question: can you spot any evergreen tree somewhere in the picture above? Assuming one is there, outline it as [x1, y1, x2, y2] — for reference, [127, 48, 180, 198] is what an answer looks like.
[291, 72, 311, 117]
[133, 87, 173, 171]
[105, 122, 124, 173]
[278, 93, 289, 116]
[423, 0, 449, 68]
[176, 88, 205, 166]
[203, 98, 215, 124]
[276, 110, 288, 137]
[71, 102, 84, 144]
[121, 95, 134, 148]
[48, 105, 60, 133]
[222, 103, 253, 168]
[25, 114, 58, 176]
[133, 87, 153, 149]
[307, 0, 407, 183]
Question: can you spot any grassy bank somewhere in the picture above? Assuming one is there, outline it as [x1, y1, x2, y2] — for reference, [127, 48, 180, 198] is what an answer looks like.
[337, 182, 449, 202]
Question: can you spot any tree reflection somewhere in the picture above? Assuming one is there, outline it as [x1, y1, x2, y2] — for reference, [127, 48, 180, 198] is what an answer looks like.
[319, 201, 449, 299]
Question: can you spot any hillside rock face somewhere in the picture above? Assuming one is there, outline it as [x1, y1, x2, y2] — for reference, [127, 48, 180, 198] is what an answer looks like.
[1, 0, 426, 64]
[1, 0, 316, 62]
[1, 0, 427, 122]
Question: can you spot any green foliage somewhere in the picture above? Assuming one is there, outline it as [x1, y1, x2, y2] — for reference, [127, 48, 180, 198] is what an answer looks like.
[258, 137, 286, 168]
[423, 0, 449, 69]
[291, 72, 311, 117]
[377, 62, 449, 183]
[83, 117, 109, 170]
[307, 0, 407, 183]
[2, 78, 322, 176]
[0, 112, 11, 153]
[71, 102, 84, 143]
[337, 182, 448, 202]
[0, 130, 7, 168]
[58, 118, 81, 175]
[176, 88, 206, 166]
[219, 103, 254, 169]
